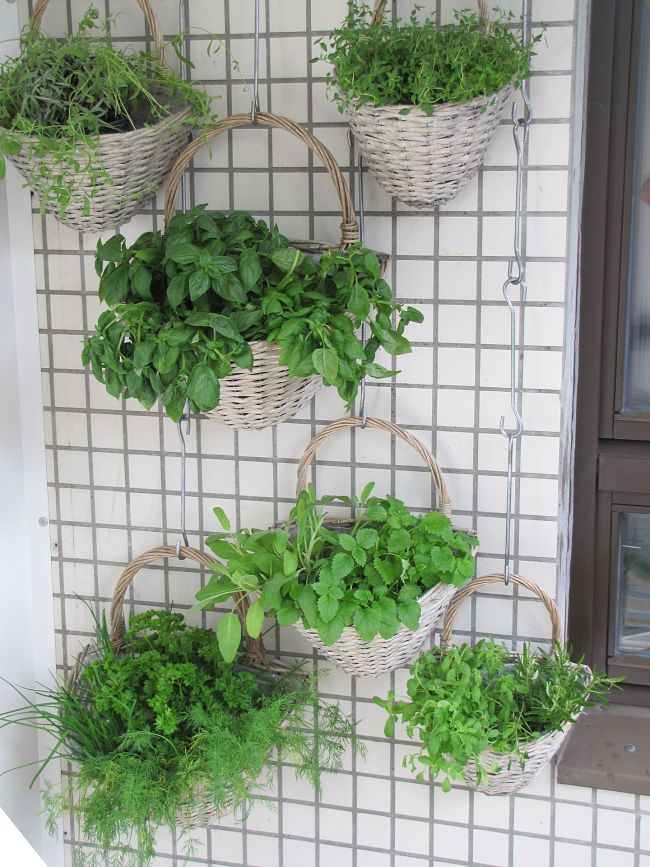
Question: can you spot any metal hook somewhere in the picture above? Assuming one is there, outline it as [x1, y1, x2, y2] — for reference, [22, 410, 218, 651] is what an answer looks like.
[499, 85, 532, 586]
[251, 0, 261, 123]
[499, 277, 524, 441]
[507, 91, 532, 291]
[176, 404, 191, 559]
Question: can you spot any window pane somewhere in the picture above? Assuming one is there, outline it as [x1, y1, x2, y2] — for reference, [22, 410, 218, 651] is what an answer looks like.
[616, 512, 650, 657]
[623, 0, 650, 410]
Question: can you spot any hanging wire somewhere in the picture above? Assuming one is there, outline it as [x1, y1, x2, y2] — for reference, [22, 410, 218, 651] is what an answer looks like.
[348, 131, 368, 427]
[176, 405, 191, 559]
[178, 0, 191, 213]
[251, 0, 262, 123]
[499, 73, 532, 586]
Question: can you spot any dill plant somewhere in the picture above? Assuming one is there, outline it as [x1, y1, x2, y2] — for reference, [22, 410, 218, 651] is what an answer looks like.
[0, 610, 361, 867]
[319, 4, 541, 114]
[0, 7, 213, 216]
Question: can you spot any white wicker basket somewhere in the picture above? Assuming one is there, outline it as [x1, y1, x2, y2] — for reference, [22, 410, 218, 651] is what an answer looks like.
[347, 86, 512, 210]
[344, 0, 512, 209]
[163, 113, 363, 430]
[291, 416, 477, 677]
[440, 573, 588, 796]
[6, 0, 193, 232]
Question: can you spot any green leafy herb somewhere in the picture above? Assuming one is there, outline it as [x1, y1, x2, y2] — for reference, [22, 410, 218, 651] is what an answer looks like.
[374, 640, 622, 791]
[84, 206, 422, 420]
[196, 485, 477, 656]
[318, 4, 541, 114]
[0, 8, 213, 216]
[0, 609, 361, 867]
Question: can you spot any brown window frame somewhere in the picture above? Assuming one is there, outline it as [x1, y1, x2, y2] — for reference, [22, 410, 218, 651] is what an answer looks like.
[568, 0, 650, 705]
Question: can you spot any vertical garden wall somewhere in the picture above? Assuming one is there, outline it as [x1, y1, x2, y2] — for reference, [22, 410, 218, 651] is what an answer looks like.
[19, 0, 649, 864]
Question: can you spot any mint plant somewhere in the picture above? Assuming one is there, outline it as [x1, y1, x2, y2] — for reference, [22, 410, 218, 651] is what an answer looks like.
[84, 206, 422, 420]
[374, 640, 622, 791]
[319, 5, 541, 114]
[195, 484, 476, 661]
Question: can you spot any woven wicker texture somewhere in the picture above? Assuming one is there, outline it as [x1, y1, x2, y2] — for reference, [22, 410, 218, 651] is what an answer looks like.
[163, 113, 362, 430]
[6, 0, 192, 232]
[440, 572, 576, 795]
[346, 0, 512, 209]
[292, 416, 474, 676]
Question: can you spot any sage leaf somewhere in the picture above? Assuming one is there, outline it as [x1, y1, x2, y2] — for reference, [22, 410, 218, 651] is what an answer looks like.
[245, 598, 265, 639]
[216, 612, 241, 663]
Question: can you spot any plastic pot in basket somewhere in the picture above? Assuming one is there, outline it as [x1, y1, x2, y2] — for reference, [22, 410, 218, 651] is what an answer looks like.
[0, 0, 204, 232]
[375, 574, 617, 796]
[330, 0, 525, 209]
[0, 545, 360, 866]
[289, 416, 478, 677]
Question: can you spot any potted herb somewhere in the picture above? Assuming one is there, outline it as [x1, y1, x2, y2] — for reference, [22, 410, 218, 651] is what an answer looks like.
[0, 607, 360, 867]
[318, 1, 540, 208]
[196, 477, 477, 676]
[0, 5, 212, 231]
[83, 206, 421, 426]
[375, 575, 622, 794]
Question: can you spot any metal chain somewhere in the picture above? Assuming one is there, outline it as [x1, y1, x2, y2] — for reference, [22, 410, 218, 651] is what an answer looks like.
[499, 78, 532, 586]
[176, 406, 191, 559]
[251, 0, 261, 123]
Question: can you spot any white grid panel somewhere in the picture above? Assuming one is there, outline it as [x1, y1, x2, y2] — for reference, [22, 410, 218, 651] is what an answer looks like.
[19, 0, 650, 864]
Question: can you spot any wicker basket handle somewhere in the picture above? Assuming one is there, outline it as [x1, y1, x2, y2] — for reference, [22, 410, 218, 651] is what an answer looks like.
[295, 416, 451, 516]
[440, 572, 562, 648]
[371, 0, 489, 25]
[109, 544, 271, 668]
[32, 0, 166, 63]
[163, 112, 359, 245]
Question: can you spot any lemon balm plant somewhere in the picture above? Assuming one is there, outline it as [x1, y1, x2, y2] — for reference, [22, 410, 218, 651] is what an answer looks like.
[195, 484, 476, 669]
[318, 1, 541, 208]
[0, 5, 212, 230]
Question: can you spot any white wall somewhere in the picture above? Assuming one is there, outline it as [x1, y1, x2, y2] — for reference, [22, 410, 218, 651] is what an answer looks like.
[0, 6, 62, 864]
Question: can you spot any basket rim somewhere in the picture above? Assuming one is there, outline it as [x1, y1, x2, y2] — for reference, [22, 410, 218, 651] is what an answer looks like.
[345, 82, 513, 117]
[2, 103, 193, 148]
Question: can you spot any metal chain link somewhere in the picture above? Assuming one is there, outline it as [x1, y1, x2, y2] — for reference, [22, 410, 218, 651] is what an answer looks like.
[499, 81, 532, 586]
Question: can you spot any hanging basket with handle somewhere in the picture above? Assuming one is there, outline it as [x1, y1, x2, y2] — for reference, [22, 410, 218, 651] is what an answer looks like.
[107, 545, 287, 828]
[439, 573, 588, 795]
[4, 0, 195, 232]
[344, 0, 512, 210]
[290, 416, 477, 677]
[99, 544, 289, 828]
[163, 113, 373, 430]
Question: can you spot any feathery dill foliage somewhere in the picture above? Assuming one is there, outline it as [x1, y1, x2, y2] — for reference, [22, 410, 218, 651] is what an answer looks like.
[0, 610, 360, 867]
[0, 7, 212, 213]
[319, 4, 541, 113]
[375, 640, 622, 791]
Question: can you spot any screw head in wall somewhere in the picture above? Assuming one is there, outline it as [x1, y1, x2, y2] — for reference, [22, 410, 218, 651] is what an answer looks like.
[624, 743, 636, 753]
